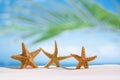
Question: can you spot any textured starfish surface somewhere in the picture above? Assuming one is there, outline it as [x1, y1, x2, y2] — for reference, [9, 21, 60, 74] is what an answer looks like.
[11, 42, 41, 69]
[71, 46, 97, 69]
[40, 41, 71, 68]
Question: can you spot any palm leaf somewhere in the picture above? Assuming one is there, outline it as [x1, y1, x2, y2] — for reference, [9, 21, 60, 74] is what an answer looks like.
[2, 0, 120, 44]
[78, 0, 120, 27]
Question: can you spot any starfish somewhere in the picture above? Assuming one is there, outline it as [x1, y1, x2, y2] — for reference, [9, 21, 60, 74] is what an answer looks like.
[71, 46, 97, 69]
[11, 42, 41, 69]
[40, 40, 71, 68]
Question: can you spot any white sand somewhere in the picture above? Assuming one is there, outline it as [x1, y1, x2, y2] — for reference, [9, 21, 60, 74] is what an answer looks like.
[0, 65, 120, 80]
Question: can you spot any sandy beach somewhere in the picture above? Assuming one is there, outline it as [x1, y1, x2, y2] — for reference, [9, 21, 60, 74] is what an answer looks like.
[0, 65, 120, 80]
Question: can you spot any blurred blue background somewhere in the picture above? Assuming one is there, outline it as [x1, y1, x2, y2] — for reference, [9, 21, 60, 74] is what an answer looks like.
[0, 0, 120, 67]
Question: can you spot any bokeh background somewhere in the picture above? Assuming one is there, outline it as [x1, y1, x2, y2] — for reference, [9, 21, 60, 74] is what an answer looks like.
[0, 0, 120, 67]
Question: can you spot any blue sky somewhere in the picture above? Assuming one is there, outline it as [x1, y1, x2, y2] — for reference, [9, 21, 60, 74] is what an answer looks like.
[0, 0, 119, 15]
[96, 0, 120, 13]
[0, 0, 119, 11]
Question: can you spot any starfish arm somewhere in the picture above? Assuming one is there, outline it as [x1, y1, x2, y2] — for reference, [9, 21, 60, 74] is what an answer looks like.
[21, 42, 29, 56]
[86, 56, 97, 62]
[53, 40, 58, 57]
[45, 60, 53, 68]
[76, 62, 82, 69]
[71, 54, 81, 61]
[40, 48, 53, 58]
[20, 63, 27, 69]
[30, 49, 41, 58]
[29, 60, 38, 68]
[58, 56, 71, 60]
[55, 61, 60, 67]
[81, 46, 86, 58]
[11, 55, 25, 61]
[83, 62, 89, 69]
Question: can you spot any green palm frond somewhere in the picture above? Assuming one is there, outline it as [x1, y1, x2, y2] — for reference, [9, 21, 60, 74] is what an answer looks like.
[2, 0, 120, 44]
[79, 0, 120, 28]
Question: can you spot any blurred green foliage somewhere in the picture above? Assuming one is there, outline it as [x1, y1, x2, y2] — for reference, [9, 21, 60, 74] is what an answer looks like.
[1, 0, 120, 44]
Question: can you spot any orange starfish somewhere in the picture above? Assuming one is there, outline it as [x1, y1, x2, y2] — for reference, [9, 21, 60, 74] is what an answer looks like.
[40, 41, 71, 68]
[11, 42, 41, 69]
[71, 46, 97, 69]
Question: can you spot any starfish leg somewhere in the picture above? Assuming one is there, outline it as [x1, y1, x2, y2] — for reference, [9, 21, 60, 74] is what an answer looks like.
[45, 60, 53, 68]
[20, 63, 27, 69]
[76, 62, 82, 69]
[53, 40, 58, 57]
[29, 61, 38, 68]
[58, 56, 71, 60]
[55, 61, 60, 67]
[30, 49, 41, 58]
[81, 46, 86, 58]
[21, 43, 29, 56]
[40, 48, 52, 58]
[11, 55, 25, 61]
[87, 56, 97, 62]
[71, 54, 81, 61]
[83, 62, 89, 69]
